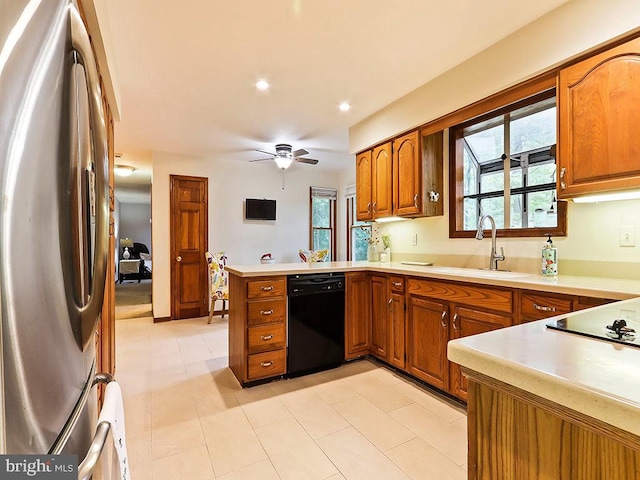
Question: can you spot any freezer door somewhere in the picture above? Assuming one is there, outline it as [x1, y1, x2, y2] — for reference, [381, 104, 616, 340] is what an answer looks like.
[0, 0, 109, 455]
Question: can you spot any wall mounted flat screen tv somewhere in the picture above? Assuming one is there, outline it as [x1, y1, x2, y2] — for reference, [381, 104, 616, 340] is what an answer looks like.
[245, 198, 276, 220]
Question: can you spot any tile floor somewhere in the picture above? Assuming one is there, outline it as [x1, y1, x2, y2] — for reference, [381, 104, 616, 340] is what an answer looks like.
[116, 314, 468, 480]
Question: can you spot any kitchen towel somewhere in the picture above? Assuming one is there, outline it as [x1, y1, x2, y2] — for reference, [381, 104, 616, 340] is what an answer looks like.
[98, 381, 131, 480]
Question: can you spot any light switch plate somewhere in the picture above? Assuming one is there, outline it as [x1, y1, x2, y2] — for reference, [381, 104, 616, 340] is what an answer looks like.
[619, 225, 636, 247]
[411, 233, 418, 246]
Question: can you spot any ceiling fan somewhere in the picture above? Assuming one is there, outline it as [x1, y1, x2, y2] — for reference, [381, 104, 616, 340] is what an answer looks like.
[249, 144, 319, 170]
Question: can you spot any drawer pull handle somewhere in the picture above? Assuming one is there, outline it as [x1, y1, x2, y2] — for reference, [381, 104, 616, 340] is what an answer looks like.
[392, 282, 402, 287]
[260, 309, 274, 315]
[452, 313, 459, 331]
[533, 303, 556, 312]
[413, 193, 419, 208]
[260, 361, 273, 368]
[559, 167, 567, 190]
[260, 335, 273, 341]
[260, 286, 274, 291]
[440, 310, 447, 328]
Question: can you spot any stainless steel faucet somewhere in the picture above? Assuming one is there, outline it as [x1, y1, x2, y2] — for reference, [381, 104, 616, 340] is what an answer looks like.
[475, 214, 505, 270]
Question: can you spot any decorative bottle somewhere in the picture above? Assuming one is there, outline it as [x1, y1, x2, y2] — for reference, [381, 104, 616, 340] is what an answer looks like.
[541, 234, 557, 276]
[123, 247, 131, 259]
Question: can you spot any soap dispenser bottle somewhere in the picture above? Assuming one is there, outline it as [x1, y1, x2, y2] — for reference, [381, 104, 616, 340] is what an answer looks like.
[542, 234, 558, 276]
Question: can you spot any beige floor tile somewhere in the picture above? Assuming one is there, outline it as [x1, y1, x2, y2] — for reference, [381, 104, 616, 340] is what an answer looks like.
[126, 435, 152, 480]
[235, 383, 293, 429]
[148, 363, 188, 391]
[393, 381, 466, 423]
[151, 388, 199, 429]
[151, 417, 206, 459]
[216, 459, 280, 480]
[390, 403, 467, 466]
[348, 374, 414, 413]
[317, 427, 409, 480]
[255, 418, 338, 480]
[200, 407, 268, 476]
[280, 390, 350, 439]
[387, 437, 467, 480]
[306, 376, 360, 405]
[151, 446, 215, 480]
[333, 396, 415, 451]
[324, 475, 346, 480]
[123, 392, 151, 435]
[192, 383, 240, 418]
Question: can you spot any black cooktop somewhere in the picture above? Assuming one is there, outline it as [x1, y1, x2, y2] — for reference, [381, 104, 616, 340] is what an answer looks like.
[546, 314, 640, 348]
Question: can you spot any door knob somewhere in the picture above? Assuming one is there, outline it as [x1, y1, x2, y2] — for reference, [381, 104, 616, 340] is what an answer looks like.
[176, 256, 182, 262]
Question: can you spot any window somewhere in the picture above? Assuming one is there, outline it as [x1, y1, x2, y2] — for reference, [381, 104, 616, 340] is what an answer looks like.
[346, 195, 371, 260]
[450, 89, 566, 237]
[310, 187, 337, 260]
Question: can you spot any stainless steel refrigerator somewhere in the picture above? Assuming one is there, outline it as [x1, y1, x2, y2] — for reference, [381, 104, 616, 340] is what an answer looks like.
[0, 0, 114, 476]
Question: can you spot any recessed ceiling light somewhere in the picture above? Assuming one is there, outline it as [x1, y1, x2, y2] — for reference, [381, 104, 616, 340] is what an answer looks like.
[339, 102, 351, 112]
[255, 80, 270, 90]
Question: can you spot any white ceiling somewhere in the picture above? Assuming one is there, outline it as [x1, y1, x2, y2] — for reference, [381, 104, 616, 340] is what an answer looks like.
[101, 0, 569, 202]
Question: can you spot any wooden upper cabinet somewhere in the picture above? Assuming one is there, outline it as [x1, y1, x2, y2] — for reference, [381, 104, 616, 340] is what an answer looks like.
[393, 130, 422, 216]
[355, 150, 373, 221]
[372, 143, 393, 218]
[558, 36, 640, 198]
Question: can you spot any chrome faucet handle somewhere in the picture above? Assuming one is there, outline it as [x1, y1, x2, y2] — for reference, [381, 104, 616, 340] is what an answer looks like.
[496, 247, 505, 261]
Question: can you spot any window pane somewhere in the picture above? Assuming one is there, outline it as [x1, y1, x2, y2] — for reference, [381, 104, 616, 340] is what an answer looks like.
[480, 172, 504, 194]
[463, 198, 478, 231]
[529, 191, 557, 228]
[528, 162, 556, 187]
[510, 101, 556, 155]
[312, 198, 330, 228]
[352, 226, 370, 261]
[313, 228, 331, 253]
[510, 167, 523, 189]
[465, 121, 504, 163]
[480, 197, 504, 229]
[463, 148, 478, 195]
[510, 194, 523, 228]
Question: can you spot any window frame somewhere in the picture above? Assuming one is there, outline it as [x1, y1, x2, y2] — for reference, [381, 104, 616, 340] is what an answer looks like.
[449, 87, 567, 238]
[346, 195, 371, 261]
[309, 187, 337, 260]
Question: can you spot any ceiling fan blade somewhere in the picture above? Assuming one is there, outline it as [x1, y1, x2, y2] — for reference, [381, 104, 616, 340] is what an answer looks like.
[248, 157, 273, 163]
[292, 148, 308, 157]
[294, 157, 319, 165]
[255, 149, 276, 156]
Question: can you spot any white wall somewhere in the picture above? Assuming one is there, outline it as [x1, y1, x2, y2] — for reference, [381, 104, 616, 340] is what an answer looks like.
[151, 151, 344, 319]
[118, 202, 152, 255]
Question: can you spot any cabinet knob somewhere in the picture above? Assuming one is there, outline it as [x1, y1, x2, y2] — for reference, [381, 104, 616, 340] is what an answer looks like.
[440, 310, 447, 328]
[260, 335, 273, 341]
[176, 256, 182, 262]
[533, 303, 556, 312]
[559, 167, 567, 190]
[260, 361, 273, 368]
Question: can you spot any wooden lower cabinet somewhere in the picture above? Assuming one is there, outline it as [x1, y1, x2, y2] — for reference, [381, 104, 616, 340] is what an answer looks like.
[370, 274, 389, 360]
[449, 306, 510, 400]
[389, 291, 406, 369]
[407, 295, 449, 390]
[345, 272, 370, 359]
[467, 373, 640, 480]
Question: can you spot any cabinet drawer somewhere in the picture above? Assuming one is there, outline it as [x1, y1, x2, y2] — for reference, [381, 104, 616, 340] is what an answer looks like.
[247, 299, 286, 325]
[248, 323, 286, 354]
[247, 278, 286, 299]
[408, 278, 512, 314]
[389, 276, 405, 293]
[247, 349, 286, 380]
[521, 293, 572, 321]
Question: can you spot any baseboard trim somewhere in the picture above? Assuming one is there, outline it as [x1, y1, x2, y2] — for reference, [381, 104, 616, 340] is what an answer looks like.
[153, 316, 171, 323]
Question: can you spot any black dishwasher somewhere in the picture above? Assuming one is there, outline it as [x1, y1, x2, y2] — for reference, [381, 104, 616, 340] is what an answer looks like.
[287, 273, 345, 377]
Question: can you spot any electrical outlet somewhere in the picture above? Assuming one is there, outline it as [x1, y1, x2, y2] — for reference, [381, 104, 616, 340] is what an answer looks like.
[411, 233, 418, 246]
[619, 225, 636, 247]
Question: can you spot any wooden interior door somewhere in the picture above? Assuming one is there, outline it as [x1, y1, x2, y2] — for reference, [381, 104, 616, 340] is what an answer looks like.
[170, 175, 209, 319]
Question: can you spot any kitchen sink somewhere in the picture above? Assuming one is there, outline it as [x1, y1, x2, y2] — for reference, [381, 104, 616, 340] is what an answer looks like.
[422, 266, 530, 280]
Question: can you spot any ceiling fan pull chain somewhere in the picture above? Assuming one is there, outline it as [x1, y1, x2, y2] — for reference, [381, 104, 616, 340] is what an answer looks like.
[282, 171, 286, 190]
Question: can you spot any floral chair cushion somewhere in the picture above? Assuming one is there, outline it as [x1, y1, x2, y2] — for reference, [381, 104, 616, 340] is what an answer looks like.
[298, 249, 329, 263]
[205, 251, 229, 300]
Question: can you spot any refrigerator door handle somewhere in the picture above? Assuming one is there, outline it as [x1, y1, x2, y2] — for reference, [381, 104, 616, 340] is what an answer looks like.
[78, 422, 111, 480]
[63, 6, 110, 351]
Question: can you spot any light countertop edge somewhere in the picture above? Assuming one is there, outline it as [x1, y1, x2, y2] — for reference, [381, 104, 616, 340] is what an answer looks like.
[226, 261, 640, 299]
[448, 298, 640, 437]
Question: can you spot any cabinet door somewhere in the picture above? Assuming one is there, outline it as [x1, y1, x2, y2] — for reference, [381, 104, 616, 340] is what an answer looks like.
[407, 295, 448, 390]
[372, 143, 393, 218]
[393, 130, 421, 216]
[356, 151, 373, 221]
[558, 36, 640, 198]
[449, 306, 510, 400]
[370, 274, 389, 360]
[519, 291, 573, 324]
[345, 272, 371, 359]
[389, 291, 406, 369]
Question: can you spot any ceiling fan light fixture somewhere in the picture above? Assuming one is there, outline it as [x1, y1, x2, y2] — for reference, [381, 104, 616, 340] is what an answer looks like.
[114, 164, 135, 177]
[339, 102, 351, 112]
[255, 79, 270, 90]
[273, 156, 293, 170]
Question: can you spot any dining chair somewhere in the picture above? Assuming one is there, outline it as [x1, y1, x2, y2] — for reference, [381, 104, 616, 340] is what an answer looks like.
[205, 251, 229, 323]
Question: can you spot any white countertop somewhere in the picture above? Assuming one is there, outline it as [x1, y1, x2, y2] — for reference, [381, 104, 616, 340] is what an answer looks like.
[227, 261, 640, 299]
[448, 297, 640, 436]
